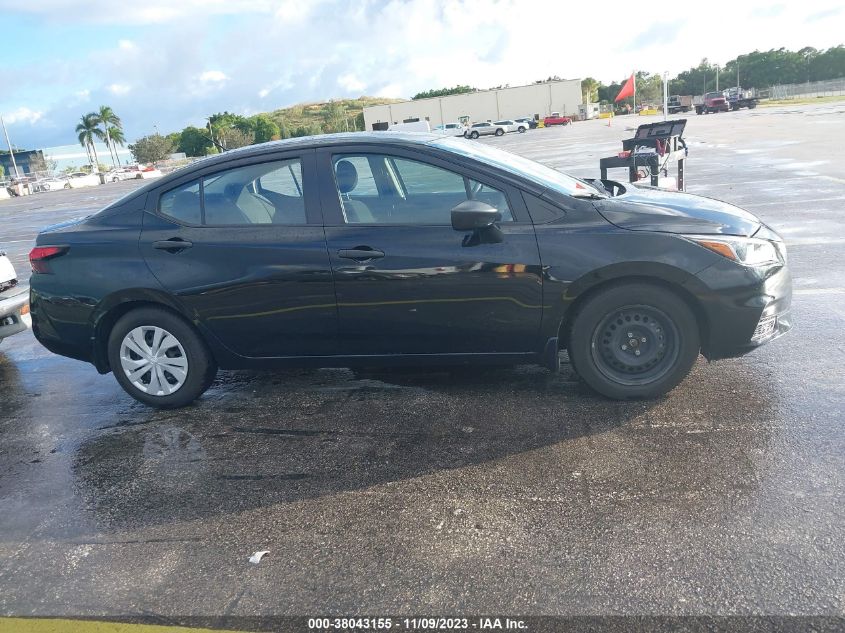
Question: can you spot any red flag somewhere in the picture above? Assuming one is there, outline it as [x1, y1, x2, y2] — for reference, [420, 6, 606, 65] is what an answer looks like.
[614, 74, 635, 102]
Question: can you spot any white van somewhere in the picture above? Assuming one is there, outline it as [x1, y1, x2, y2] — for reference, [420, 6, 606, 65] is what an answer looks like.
[387, 120, 431, 132]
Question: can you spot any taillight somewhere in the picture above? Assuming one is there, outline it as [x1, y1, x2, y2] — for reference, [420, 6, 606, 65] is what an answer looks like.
[29, 246, 68, 274]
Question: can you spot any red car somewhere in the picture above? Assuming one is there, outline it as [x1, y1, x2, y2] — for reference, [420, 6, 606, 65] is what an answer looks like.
[543, 112, 571, 126]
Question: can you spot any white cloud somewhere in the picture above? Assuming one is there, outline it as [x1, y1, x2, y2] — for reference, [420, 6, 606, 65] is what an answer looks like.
[199, 70, 228, 84]
[338, 73, 365, 93]
[118, 39, 136, 51]
[107, 83, 131, 95]
[3, 107, 43, 125]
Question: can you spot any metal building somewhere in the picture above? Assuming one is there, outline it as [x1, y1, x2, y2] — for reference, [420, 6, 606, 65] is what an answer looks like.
[363, 79, 583, 130]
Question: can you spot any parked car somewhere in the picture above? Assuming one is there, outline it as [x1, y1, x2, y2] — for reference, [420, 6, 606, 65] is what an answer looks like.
[29, 132, 792, 408]
[64, 172, 101, 189]
[465, 121, 507, 138]
[433, 123, 468, 137]
[32, 177, 68, 193]
[694, 92, 730, 114]
[543, 112, 571, 126]
[493, 120, 528, 134]
[515, 116, 538, 130]
[0, 247, 30, 345]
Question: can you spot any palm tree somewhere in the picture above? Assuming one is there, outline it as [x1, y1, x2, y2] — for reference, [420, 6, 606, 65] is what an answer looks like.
[94, 106, 122, 168]
[107, 125, 126, 166]
[75, 113, 101, 171]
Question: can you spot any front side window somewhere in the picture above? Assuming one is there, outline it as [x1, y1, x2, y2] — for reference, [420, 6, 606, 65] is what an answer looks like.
[331, 153, 513, 225]
[158, 158, 306, 226]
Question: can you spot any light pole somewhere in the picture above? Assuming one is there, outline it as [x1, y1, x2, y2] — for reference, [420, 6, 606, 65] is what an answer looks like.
[663, 71, 669, 120]
[1, 115, 21, 179]
[716, 65, 720, 91]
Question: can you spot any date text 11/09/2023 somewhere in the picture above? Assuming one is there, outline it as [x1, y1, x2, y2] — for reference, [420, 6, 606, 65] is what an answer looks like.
[308, 617, 528, 630]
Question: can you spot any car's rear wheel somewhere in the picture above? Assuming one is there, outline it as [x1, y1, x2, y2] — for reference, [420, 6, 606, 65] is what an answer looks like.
[107, 307, 217, 408]
[568, 283, 700, 399]
[495, 128, 504, 136]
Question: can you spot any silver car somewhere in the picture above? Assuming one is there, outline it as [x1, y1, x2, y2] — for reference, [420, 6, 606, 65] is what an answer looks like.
[494, 119, 528, 133]
[0, 248, 30, 345]
[464, 121, 507, 139]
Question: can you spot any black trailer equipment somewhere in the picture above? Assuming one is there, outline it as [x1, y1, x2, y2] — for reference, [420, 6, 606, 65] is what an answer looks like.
[599, 119, 688, 190]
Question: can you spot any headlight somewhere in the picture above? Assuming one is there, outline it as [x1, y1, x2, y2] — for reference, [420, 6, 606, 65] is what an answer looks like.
[685, 235, 781, 267]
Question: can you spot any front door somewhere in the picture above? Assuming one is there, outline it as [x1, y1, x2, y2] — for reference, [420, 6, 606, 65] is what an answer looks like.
[317, 147, 544, 357]
[140, 151, 337, 358]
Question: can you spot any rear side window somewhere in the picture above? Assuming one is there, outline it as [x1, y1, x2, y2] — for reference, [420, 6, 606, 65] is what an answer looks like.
[159, 179, 201, 225]
[157, 158, 306, 226]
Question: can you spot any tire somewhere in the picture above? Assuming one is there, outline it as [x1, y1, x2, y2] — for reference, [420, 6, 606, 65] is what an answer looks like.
[495, 128, 504, 136]
[470, 131, 479, 139]
[64, 183, 71, 189]
[107, 307, 217, 408]
[518, 126, 526, 133]
[112, 177, 119, 182]
[568, 283, 700, 399]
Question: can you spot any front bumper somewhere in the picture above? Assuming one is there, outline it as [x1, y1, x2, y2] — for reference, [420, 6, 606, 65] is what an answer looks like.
[0, 286, 31, 340]
[689, 260, 792, 360]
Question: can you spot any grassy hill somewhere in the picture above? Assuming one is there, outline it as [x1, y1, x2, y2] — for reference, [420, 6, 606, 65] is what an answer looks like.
[265, 96, 404, 133]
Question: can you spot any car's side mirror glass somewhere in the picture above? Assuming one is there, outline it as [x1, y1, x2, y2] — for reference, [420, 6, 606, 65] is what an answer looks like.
[451, 199, 501, 232]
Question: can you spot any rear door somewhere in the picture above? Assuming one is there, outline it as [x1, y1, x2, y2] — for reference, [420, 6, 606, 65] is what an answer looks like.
[140, 150, 337, 358]
[317, 145, 544, 357]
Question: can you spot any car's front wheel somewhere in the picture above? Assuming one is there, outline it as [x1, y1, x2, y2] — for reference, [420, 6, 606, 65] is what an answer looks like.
[568, 283, 700, 399]
[470, 131, 479, 139]
[495, 128, 504, 136]
[107, 307, 217, 408]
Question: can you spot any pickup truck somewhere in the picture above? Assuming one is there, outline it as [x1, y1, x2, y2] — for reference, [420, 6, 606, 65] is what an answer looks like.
[0, 248, 30, 345]
[668, 95, 693, 114]
[694, 92, 730, 114]
[543, 112, 571, 126]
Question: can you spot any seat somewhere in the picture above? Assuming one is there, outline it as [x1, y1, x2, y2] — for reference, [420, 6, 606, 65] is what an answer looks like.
[335, 160, 376, 223]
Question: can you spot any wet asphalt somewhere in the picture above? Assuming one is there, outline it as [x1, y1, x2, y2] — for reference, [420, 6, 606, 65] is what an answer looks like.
[0, 103, 843, 622]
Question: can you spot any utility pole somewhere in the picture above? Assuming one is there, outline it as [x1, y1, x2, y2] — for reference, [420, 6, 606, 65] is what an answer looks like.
[662, 72, 669, 120]
[1, 115, 21, 178]
[716, 65, 720, 91]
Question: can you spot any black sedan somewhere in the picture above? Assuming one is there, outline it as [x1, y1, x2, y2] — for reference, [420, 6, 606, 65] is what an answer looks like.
[28, 132, 791, 408]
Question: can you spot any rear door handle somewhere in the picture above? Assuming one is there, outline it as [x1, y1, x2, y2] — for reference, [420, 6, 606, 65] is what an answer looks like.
[338, 248, 385, 261]
[153, 239, 193, 252]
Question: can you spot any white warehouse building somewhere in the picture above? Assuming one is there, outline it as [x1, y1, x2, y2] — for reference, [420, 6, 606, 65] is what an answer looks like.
[363, 79, 583, 131]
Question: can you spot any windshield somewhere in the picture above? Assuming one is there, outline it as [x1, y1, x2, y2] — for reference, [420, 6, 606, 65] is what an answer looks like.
[432, 137, 606, 197]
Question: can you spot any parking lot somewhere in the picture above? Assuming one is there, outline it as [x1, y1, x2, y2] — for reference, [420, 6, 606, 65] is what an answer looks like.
[1, 103, 843, 626]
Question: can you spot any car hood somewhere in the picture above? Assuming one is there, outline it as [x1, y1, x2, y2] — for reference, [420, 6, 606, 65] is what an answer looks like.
[592, 184, 761, 237]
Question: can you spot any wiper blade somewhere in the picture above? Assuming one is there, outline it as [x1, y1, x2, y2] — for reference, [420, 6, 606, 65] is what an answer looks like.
[572, 192, 606, 200]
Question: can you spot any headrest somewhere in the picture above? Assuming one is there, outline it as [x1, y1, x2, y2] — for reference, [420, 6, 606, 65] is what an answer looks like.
[335, 160, 358, 194]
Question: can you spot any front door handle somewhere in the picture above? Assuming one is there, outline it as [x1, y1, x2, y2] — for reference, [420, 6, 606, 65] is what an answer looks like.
[153, 238, 193, 252]
[338, 247, 385, 261]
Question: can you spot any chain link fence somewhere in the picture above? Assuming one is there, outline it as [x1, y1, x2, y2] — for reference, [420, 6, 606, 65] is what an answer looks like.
[768, 77, 845, 100]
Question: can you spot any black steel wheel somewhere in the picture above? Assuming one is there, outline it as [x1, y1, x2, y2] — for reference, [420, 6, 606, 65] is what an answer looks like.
[590, 305, 679, 386]
[568, 283, 700, 399]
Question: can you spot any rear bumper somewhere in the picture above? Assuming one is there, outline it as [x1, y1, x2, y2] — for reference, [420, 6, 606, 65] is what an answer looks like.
[690, 261, 792, 360]
[0, 286, 31, 340]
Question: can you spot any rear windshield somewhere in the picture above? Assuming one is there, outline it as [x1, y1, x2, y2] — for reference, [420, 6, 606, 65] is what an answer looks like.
[432, 137, 605, 198]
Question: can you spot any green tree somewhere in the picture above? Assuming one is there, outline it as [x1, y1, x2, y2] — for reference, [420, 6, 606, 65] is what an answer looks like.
[248, 114, 280, 143]
[322, 100, 348, 133]
[178, 126, 213, 156]
[75, 113, 101, 169]
[582, 77, 600, 103]
[94, 106, 122, 168]
[412, 85, 476, 100]
[218, 127, 254, 149]
[0, 165, 5, 180]
[128, 134, 174, 164]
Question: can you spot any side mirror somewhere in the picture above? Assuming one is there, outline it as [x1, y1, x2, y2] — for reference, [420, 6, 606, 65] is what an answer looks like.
[451, 200, 501, 231]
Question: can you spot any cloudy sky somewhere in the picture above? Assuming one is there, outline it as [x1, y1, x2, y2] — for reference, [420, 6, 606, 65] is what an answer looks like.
[1, 0, 842, 148]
